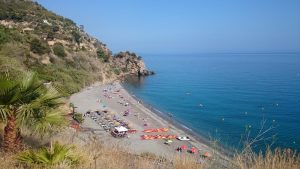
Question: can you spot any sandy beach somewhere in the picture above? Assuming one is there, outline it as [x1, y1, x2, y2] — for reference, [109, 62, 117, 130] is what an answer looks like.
[69, 81, 217, 160]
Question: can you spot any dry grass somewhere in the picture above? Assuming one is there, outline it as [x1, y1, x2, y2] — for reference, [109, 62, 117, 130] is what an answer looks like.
[235, 148, 300, 169]
[1, 129, 299, 169]
[0, 134, 205, 169]
[173, 156, 204, 169]
[1, 142, 300, 169]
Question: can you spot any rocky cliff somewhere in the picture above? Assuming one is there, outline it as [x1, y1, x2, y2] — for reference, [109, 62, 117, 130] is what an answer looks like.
[113, 51, 154, 76]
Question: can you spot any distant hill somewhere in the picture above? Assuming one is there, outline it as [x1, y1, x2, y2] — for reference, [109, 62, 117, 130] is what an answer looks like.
[0, 0, 151, 94]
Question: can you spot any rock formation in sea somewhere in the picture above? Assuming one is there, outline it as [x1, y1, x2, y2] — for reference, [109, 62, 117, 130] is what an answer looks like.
[113, 51, 154, 77]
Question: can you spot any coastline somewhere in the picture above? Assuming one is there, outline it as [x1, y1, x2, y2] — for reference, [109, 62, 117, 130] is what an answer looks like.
[69, 80, 231, 164]
[122, 85, 233, 156]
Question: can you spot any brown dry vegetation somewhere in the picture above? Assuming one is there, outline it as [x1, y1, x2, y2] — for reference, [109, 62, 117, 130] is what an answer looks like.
[235, 148, 300, 169]
[0, 134, 204, 169]
[1, 131, 299, 169]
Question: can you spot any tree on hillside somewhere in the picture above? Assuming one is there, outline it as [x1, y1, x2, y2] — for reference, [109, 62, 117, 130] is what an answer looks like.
[71, 31, 81, 45]
[0, 72, 66, 152]
[97, 49, 109, 62]
[53, 42, 66, 57]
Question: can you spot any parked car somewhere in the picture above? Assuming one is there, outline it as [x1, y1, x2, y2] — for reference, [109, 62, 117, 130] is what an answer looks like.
[177, 136, 191, 141]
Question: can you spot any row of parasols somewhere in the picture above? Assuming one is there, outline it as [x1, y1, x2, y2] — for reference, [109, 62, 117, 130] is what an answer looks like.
[141, 128, 172, 140]
[143, 128, 169, 133]
[141, 135, 177, 140]
[90, 110, 133, 129]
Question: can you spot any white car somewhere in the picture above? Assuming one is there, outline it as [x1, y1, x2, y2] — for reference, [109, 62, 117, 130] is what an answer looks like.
[177, 136, 191, 141]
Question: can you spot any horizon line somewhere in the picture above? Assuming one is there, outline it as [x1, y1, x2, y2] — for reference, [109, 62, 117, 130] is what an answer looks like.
[133, 51, 300, 56]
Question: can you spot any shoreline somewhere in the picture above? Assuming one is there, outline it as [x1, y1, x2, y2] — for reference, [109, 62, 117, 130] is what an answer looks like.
[122, 84, 212, 145]
[69, 80, 231, 164]
[120, 82, 234, 157]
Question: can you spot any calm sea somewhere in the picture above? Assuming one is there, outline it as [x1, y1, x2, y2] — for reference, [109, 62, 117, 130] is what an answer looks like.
[123, 53, 300, 151]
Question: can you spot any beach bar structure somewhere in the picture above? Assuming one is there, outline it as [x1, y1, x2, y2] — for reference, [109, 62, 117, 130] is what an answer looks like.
[111, 126, 128, 138]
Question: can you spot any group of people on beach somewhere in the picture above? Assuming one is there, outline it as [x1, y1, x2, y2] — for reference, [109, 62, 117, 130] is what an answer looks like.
[85, 83, 213, 160]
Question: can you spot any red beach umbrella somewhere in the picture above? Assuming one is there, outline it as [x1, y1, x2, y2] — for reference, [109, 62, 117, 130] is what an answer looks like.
[191, 147, 197, 153]
[180, 145, 188, 150]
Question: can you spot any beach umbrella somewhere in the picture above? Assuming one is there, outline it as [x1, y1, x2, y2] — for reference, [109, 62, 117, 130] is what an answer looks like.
[204, 152, 212, 158]
[180, 145, 187, 150]
[104, 115, 111, 120]
[127, 124, 132, 129]
[166, 140, 173, 143]
[191, 147, 197, 154]
[114, 122, 120, 126]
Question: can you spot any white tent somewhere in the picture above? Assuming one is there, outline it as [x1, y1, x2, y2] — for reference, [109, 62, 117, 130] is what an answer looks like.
[115, 126, 128, 132]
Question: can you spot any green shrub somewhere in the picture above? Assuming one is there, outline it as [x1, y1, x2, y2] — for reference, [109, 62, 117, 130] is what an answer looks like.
[52, 25, 59, 32]
[73, 112, 84, 124]
[0, 27, 10, 45]
[71, 31, 81, 44]
[30, 38, 50, 54]
[0, 26, 25, 46]
[97, 49, 109, 62]
[53, 42, 66, 57]
[47, 31, 54, 40]
[113, 68, 120, 75]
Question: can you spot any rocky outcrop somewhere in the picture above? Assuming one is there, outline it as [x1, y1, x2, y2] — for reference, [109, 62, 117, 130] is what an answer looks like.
[138, 69, 155, 76]
[112, 51, 154, 77]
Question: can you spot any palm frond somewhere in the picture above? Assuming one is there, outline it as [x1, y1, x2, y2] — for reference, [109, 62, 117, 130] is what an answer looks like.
[38, 86, 65, 108]
[0, 105, 10, 122]
[16, 77, 65, 129]
[0, 78, 20, 105]
[20, 110, 67, 137]
[19, 72, 37, 92]
[35, 147, 51, 164]
[17, 150, 37, 164]
[51, 143, 73, 164]
[17, 142, 79, 166]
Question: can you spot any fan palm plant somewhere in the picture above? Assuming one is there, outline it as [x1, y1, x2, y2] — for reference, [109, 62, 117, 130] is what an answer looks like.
[17, 141, 80, 166]
[0, 72, 66, 152]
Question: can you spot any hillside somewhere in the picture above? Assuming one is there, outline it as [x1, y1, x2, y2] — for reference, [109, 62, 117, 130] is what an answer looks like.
[0, 0, 152, 94]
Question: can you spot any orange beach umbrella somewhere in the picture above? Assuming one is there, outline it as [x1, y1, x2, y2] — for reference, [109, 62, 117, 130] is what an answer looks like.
[204, 152, 212, 157]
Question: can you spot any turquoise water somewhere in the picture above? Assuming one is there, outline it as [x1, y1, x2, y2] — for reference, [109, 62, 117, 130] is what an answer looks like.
[123, 53, 300, 151]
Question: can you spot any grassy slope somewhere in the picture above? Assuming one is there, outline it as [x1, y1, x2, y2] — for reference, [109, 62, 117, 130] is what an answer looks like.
[0, 0, 117, 95]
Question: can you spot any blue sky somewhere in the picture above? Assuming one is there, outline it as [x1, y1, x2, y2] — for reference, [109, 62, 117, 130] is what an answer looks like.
[37, 0, 300, 54]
